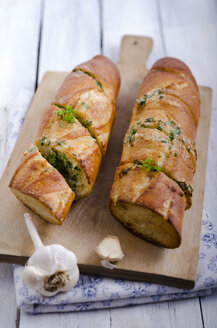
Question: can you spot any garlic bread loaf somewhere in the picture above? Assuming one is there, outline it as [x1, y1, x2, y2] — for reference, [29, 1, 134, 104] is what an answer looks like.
[9, 145, 74, 225]
[110, 57, 200, 248]
[10, 55, 120, 224]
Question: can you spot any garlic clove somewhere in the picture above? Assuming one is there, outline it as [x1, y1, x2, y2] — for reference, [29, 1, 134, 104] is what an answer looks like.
[96, 235, 124, 262]
[22, 266, 44, 290]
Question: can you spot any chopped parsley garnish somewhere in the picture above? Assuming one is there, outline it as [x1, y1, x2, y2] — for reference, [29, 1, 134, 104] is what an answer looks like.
[46, 153, 56, 167]
[57, 105, 75, 123]
[85, 120, 92, 127]
[81, 102, 91, 109]
[136, 89, 163, 106]
[96, 80, 103, 90]
[57, 139, 66, 146]
[142, 158, 162, 172]
[119, 167, 132, 177]
[141, 118, 156, 128]
[134, 159, 142, 166]
[59, 122, 65, 128]
[157, 121, 163, 131]
[169, 126, 181, 141]
[40, 136, 50, 146]
[152, 164, 162, 172]
[177, 182, 193, 197]
[125, 127, 137, 144]
[45, 149, 79, 191]
[145, 117, 155, 123]
[74, 69, 104, 91]
[142, 158, 152, 171]
[28, 146, 37, 153]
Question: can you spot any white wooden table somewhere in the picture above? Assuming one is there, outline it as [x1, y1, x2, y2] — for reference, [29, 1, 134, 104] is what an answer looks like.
[0, 0, 217, 327]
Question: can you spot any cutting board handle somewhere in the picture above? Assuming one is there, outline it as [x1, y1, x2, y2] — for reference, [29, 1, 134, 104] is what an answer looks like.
[118, 35, 153, 68]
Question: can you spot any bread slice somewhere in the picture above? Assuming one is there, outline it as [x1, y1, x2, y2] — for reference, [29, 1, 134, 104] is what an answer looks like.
[110, 164, 186, 248]
[53, 70, 99, 109]
[73, 55, 121, 102]
[53, 56, 120, 156]
[133, 97, 197, 170]
[151, 57, 199, 88]
[137, 70, 200, 126]
[122, 125, 194, 208]
[9, 145, 74, 225]
[74, 90, 115, 156]
[37, 106, 102, 199]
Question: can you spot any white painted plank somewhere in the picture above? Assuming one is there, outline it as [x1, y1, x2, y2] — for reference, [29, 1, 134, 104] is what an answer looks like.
[0, 106, 9, 176]
[103, 0, 165, 67]
[0, 264, 17, 328]
[76, 309, 110, 328]
[110, 298, 203, 328]
[0, 0, 42, 154]
[38, 0, 101, 82]
[20, 311, 79, 328]
[201, 288, 217, 328]
[20, 309, 110, 328]
[160, 0, 217, 103]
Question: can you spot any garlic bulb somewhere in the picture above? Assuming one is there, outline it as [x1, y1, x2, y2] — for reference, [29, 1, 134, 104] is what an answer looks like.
[96, 235, 124, 262]
[22, 213, 79, 297]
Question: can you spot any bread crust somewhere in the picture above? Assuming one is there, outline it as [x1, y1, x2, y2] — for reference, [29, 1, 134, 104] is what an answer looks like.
[74, 55, 121, 101]
[151, 57, 198, 88]
[53, 71, 98, 108]
[138, 70, 200, 125]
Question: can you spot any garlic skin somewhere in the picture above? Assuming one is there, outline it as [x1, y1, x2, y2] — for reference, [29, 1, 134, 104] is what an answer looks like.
[22, 213, 79, 297]
[96, 235, 124, 262]
[22, 266, 44, 290]
[101, 260, 117, 270]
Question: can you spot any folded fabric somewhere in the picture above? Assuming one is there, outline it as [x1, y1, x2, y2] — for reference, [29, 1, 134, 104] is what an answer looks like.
[13, 206, 217, 313]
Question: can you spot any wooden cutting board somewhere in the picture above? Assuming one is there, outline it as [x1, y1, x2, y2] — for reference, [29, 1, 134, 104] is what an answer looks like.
[0, 36, 212, 289]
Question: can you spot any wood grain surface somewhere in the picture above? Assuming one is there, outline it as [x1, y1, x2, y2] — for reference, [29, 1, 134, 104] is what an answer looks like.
[0, 35, 212, 289]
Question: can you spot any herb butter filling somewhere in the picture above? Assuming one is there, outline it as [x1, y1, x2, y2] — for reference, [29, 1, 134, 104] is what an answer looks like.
[125, 117, 195, 164]
[45, 149, 81, 192]
[136, 87, 198, 127]
[136, 89, 164, 107]
[123, 123, 193, 201]
[73, 69, 104, 91]
[38, 137, 88, 198]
